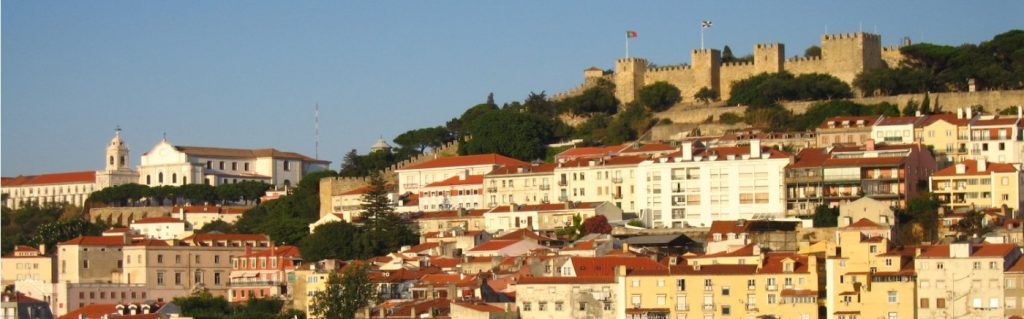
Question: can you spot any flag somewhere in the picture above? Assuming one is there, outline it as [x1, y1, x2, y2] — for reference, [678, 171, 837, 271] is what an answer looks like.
[701, 20, 712, 29]
[626, 30, 638, 38]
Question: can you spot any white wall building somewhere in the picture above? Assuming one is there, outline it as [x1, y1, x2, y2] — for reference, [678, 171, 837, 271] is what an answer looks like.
[129, 217, 189, 240]
[137, 139, 330, 188]
[871, 115, 925, 144]
[968, 109, 1024, 164]
[636, 141, 792, 228]
[395, 154, 527, 195]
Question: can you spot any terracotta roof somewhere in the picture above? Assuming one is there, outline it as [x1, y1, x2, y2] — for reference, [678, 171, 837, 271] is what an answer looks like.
[58, 304, 119, 319]
[181, 233, 269, 242]
[921, 113, 971, 126]
[454, 302, 507, 313]
[517, 276, 617, 284]
[495, 229, 555, 241]
[759, 253, 811, 274]
[488, 202, 602, 213]
[402, 242, 440, 253]
[14, 245, 40, 253]
[571, 256, 665, 277]
[428, 257, 461, 268]
[398, 154, 527, 171]
[558, 155, 649, 168]
[132, 217, 184, 224]
[424, 175, 485, 188]
[413, 209, 488, 220]
[239, 245, 301, 258]
[847, 218, 884, 228]
[789, 148, 830, 168]
[933, 160, 1019, 176]
[171, 145, 327, 163]
[563, 240, 597, 251]
[469, 240, 521, 252]
[973, 116, 1023, 127]
[1, 171, 95, 186]
[818, 115, 880, 129]
[691, 244, 757, 258]
[918, 243, 1018, 258]
[876, 116, 926, 127]
[487, 163, 557, 175]
[60, 236, 126, 246]
[555, 145, 630, 159]
[706, 220, 799, 241]
[1, 292, 45, 304]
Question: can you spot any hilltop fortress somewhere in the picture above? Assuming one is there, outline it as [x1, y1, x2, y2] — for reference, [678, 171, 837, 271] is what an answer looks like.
[556, 32, 908, 104]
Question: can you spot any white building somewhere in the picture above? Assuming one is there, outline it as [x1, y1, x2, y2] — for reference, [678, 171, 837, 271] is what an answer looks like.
[129, 217, 189, 240]
[395, 154, 527, 195]
[2, 129, 136, 209]
[137, 139, 330, 188]
[636, 141, 792, 228]
[871, 115, 925, 144]
[418, 173, 484, 211]
[968, 108, 1024, 164]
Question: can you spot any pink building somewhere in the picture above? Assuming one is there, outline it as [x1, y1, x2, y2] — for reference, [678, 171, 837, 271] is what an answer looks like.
[228, 246, 301, 302]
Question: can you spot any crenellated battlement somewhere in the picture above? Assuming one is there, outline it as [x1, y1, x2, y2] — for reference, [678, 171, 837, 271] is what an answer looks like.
[648, 64, 692, 72]
[691, 48, 716, 55]
[882, 46, 902, 52]
[786, 56, 823, 63]
[755, 43, 783, 49]
[616, 57, 648, 63]
[721, 61, 754, 68]
[822, 32, 881, 41]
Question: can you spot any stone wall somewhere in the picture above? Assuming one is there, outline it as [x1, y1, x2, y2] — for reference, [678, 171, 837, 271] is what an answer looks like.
[780, 90, 1024, 114]
[89, 206, 251, 225]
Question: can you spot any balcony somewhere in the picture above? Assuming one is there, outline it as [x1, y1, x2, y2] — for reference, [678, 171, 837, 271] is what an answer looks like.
[557, 180, 567, 186]
[539, 184, 551, 190]
[702, 304, 715, 311]
[402, 183, 419, 190]
[611, 177, 623, 184]
[486, 187, 497, 193]
[823, 175, 862, 183]
[487, 203, 497, 208]
[703, 286, 713, 292]
[229, 280, 287, 287]
[746, 305, 758, 311]
[786, 175, 822, 184]
[612, 193, 622, 199]
[558, 195, 568, 202]
[767, 285, 777, 291]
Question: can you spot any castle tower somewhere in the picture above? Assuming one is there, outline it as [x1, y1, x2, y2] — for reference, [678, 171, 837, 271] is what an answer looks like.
[690, 49, 722, 100]
[754, 43, 785, 74]
[613, 57, 648, 104]
[821, 32, 883, 84]
[96, 127, 140, 188]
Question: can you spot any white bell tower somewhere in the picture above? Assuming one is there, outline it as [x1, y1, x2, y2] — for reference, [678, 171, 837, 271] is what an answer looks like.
[97, 126, 139, 188]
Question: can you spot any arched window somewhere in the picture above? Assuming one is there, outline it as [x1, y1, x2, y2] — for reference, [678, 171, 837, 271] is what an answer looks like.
[109, 156, 114, 165]
[283, 179, 291, 187]
[158, 173, 164, 183]
[182, 177, 187, 184]
[120, 156, 125, 167]
[146, 175, 151, 185]
[172, 173, 177, 184]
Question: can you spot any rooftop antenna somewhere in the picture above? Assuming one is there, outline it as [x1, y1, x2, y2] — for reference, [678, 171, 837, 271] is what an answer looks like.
[315, 102, 320, 160]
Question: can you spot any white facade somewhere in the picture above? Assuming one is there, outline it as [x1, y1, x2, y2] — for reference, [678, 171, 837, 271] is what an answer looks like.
[394, 154, 527, 195]
[968, 112, 1024, 164]
[636, 141, 791, 228]
[871, 118, 919, 144]
[129, 218, 189, 240]
[137, 139, 329, 188]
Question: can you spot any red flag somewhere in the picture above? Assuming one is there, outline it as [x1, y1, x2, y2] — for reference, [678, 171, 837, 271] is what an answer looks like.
[626, 31, 638, 38]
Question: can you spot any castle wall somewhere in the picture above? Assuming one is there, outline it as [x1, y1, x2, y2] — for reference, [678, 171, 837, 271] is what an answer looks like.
[783, 57, 828, 76]
[719, 62, 756, 101]
[881, 46, 904, 67]
[821, 32, 883, 84]
[643, 66, 696, 102]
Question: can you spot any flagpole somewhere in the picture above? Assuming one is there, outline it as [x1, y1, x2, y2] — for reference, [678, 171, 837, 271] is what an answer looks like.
[700, 27, 704, 50]
[626, 37, 630, 58]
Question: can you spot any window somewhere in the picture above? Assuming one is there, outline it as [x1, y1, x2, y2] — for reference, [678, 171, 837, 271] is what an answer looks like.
[283, 161, 291, 171]
[214, 272, 221, 285]
[156, 272, 165, 286]
[991, 261, 999, 269]
[721, 286, 730, 296]
[232, 162, 237, 170]
[936, 298, 945, 308]
[631, 294, 641, 307]
[554, 302, 563, 311]
[215, 255, 220, 264]
[722, 305, 730, 315]
[1008, 297, 1017, 309]
[677, 279, 686, 291]
[747, 279, 755, 289]
[538, 302, 547, 311]
[676, 295, 687, 310]
[888, 291, 897, 303]
[83, 260, 90, 269]
[523, 302, 531, 311]
[175, 272, 182, 285]
[632, 280, 640, 287]
[920, 298, 929, 309]
[219, 161, 225, 170]
[657, 294, 666, 305]
[206, 161, 212, 169]
[973, 261, 981, 270]
[869, 245, 877, 253]
[244, 163, 250, 171]
[578, 302, 586, 311]
[887, 313, 896, 319]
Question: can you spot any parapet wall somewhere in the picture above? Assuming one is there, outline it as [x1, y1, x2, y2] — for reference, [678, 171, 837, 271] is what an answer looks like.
[780, 90, 1024, 114]
[89, 206, 252, 225]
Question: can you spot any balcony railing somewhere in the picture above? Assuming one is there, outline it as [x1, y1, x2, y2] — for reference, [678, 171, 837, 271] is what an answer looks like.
[539, 184, 551, 190]
[229, 280, 287, 287]
[486, 187, 497, 193]
[558, 180, 567, 186]
[767, 285, 778, 291]
[612, 193, 622, 199]
[702, 304, 714, 311]
[558, 195, 568, 202]
[611, 177, 623, 184]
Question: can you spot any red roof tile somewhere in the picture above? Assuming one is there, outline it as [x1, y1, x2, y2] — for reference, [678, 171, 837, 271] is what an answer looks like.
[424, 175, 485, 188]
[789, 148, 831, 168]
[555, 145, 630, 160]
[1, 171, 96, 186]
[875, 116, 926, 127]
[918, 243, 1018, 258]
[933, 160, 1019, 176]
[454, 302, 507, 313]
[517, 276, 617, 284]
[469, 240, 521, 252]
[181, 233, 269, 242]
[403, 242, 440, 253]
[14, 245, 39, 253]
[58, 303, 119, 319]
[847, 218, 883, 228]
[487, 163, 557, 175]
[571, 256, 664, 277]
[558, 155, 649, 168]
[921, 113, 971, 126]
[60, 236, 126, 246]
[817, 115, 880, 129]
[398, 154, 527, 170]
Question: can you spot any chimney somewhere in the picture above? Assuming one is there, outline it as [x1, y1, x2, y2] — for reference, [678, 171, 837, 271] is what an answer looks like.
[966, 107, 973, 119]
[39, 244, 47, 255]
[915, 110, 922, 117]
[681, 142, 693, 161]
[510, 204, 516, 212]
[978, 159, 988, 172]
[122, 232, 132, 245]
[1018, 105, 1023, 119]
[957, 108, 964, 119]
[955, 164, 966, 174]
[950, 242, 971, 258]
[179, 208, 186, 222]
[749, 140, 761, 158]
[865, 139, 875, 151]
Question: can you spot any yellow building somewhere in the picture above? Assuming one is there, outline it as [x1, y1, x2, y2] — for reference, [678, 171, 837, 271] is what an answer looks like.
[620, 250, 819, 319]
[930, 159, 1023, 215]
[915, 242, 1021, 319]
[916, 112, 973, 165]
[825, 226, 917, 319]
[1, 246, 55, 287]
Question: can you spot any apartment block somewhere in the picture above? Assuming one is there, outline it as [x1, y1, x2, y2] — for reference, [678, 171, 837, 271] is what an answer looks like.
[915, 242, 1021, 319]
[930, 159, 1023, 215]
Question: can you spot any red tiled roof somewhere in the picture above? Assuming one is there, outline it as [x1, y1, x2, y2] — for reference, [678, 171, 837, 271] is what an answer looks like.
[555, 145, 630, 159]
[428, 257, 461, 268]
[60, 236, 126, 246]
[1009, 256, 1024, 273]
[921, 113, 971, 126]
[58, 303, 117, 319]
[848, 218, 883, 228]
[403, 242, 440, 253]
[339, 185, 377, 196]
[933, 160, 1019, 176]
[240, 245, 301, 258]
[1, 171, 96, 187]
[454, 302, 507, 313]
[2, 292, 45, 304]
[571, 256, 664, 277]
[14, 245, 39, 253]
[398, 154, 527, 171]
[413, 209, 488, 220]
[875, 116, 925, 127]
[130, 239, 171, 247]
[918, 243, 1018, 258]
[495, 229, 555, 241]
[424, 175, 485, 188]
[558, 155, 649, 168]
[691, 244, 757, 258]
[973, 116, 1023, 127]
[789, 148, 830, 168]
[487, 163, 557, 175]
[517, 276, 617, 284]
[171, 145, 327, 163]
[818, 115, 880, 129]
[131, 217, 184, 224]
[563, 240, 597, 251]
[468, 240, 520, 252]
[181, 233, 269, 242]
[758, 253, 811, 274]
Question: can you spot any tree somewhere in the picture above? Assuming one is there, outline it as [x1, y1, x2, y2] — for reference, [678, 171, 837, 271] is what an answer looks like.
[556, 214, 584, 240]
[626, 219, 646, 228]
[174, 291, 231, 319]
[198, 220, 236, 234]
[804, 45, 822, 58]
[902, 99, 919, 116]
[718, 112, 743, 124]
[728, 72, 851, 107]
[920, 92, 931, 115]
[582, 215, 612, 234]
[31, 218, 107, 249]
[637, 82, 681, 112]
[812, 205, 839, 227]
[393, 127, 454, 153]
[953, 209, 991, 240]
[559, 79, 619, 115]
[301, 222, 363, 261]
[693, 87, 719, 104]
[310, 263, 378, 319]
[721, 45, 736, 63]
[459, 109, 557, 161]
[358, 173, 417, 256]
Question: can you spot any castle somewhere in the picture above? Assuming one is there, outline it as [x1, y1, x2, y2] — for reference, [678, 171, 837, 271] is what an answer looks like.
[556, 32, 908, 104]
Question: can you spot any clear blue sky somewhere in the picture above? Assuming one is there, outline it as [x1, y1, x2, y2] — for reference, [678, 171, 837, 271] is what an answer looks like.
[3, 1, 1021, 176]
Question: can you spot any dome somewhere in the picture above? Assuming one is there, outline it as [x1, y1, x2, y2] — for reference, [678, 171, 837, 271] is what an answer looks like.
[370, 137, 392, 152]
